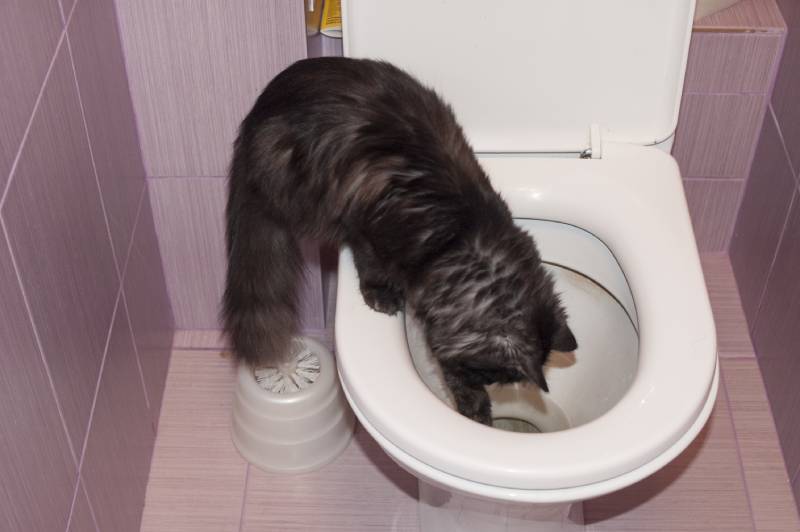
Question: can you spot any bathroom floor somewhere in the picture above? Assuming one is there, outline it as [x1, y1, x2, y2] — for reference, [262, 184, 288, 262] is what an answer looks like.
[139, 254, 799, 532]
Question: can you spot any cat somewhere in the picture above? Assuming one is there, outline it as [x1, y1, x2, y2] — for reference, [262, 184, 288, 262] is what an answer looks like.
[223, 57, 577, 425]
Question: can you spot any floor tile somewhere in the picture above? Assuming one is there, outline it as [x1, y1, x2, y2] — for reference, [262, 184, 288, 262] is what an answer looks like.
[585, 385, 754, 531]
[139, 350, 247, 532]
[701, 253, 756, 356]
[241, 425, 419, 531]
[722, 358, 800, 531]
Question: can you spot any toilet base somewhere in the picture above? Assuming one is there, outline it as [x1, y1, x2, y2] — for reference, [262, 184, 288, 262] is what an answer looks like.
[418, 481, 584, 532]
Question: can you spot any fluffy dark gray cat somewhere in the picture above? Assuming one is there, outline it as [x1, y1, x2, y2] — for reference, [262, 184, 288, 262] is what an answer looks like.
[223, 57, 577, 425]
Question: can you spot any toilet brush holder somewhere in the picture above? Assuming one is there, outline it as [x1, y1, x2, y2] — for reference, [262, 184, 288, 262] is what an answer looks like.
[231, 336, 355, 473]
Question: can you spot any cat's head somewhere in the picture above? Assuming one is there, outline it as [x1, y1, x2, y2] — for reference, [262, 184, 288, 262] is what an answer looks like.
[432, 292, 577, 392]
[413, 226, 577, 392]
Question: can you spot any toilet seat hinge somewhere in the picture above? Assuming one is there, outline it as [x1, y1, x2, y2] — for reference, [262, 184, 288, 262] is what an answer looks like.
[580, 124, 603, 160]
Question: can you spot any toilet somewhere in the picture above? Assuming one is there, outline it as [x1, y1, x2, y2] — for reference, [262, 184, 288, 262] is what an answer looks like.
[334, 1, 718, 530]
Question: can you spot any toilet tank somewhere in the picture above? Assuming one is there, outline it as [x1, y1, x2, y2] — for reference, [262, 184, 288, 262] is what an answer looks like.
[342, 0, 696, 154]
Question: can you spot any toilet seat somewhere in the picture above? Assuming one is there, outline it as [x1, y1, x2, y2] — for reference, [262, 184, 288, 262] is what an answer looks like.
[335, 142, 718, 496]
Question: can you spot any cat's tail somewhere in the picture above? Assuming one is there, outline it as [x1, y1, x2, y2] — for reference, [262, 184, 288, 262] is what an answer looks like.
[222, 188, 302, 368]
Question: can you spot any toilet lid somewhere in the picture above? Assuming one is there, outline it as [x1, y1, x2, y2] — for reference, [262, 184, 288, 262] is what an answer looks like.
[334, 143, 718, 491]
[343, 0, 696, 153]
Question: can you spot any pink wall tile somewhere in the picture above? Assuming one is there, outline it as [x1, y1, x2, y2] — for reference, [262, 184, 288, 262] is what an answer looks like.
[1, 44, 119, 453]
[772, 0, 800, 174]
[148, 177, 324, 331]
[147, 178, 227, 328]
[695, 0, 786, 31]
[685, 32, 783, 94]
[81, 300, 153, 532]
[115, 0, 307, 177]
[67, 0, 147, 263]
[752, 195, 800, 476]
[730, 109, 796, 325]
[759, 352, 800, 489]
[60, 0, 76, 19]
[123, 194, 174, 426]
[0, 0, 63, 187]
[0, 231, 77, 532]
[683, 179, 744, 251]
[674, 93, 767, 178]
[67, 481, 99, 532]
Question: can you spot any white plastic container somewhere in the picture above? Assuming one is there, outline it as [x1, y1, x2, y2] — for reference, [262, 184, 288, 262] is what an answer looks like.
[231, 337, 355, 473]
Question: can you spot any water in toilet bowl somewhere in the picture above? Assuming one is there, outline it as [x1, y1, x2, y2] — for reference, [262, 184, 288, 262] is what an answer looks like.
[404, 219, 640, 433]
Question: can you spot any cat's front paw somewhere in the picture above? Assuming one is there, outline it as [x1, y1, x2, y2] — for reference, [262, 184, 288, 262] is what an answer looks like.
[466, 405, 493, 426]
[360, 282, 403, 315]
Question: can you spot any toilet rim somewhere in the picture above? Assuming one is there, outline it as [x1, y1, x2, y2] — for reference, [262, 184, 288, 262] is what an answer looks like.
[335, 143, 718, 492]
[340, 362, 719, 503]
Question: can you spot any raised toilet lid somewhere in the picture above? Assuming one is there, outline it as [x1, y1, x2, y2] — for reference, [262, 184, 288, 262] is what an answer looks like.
[343, 0, 696, 153]
[335, 143, 717, 492]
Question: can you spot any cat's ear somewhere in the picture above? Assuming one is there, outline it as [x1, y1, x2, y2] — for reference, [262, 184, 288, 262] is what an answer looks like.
[518, 353, 550, 392]
[529, 363, 549, 393]
[551, 322, 577, 353]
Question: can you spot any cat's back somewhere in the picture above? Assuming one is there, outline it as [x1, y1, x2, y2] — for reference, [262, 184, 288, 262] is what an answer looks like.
[244, 57, 457, 139]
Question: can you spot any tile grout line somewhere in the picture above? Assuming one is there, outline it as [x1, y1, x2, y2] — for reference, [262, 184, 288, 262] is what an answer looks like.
[750, 190, 796, 336]
[0, 216, 78, 463]
[0, 0, 78, 210]
[122, 289, 151, 409]
[61, 3, 111, 531]
[56, 0, 66, 24]
[111, 0, 153, 180]
[719, 363, 759, 532]
[682, 176, 747, 181]
[682, 91, 769, 97]
[76, 287, 122, 457]
[724, 92, 772, 251]
[148, 175, 228, 179]
[770, 104, 799, 186]
[747, 105, 796, 335]
[79, 477, 103, 532]
[63, 474, 82, 532]
[118, 182, 146, 287]
[237, 464, 251, 532]
[64, 474, 101, 532]
[64, 27, 123, 282]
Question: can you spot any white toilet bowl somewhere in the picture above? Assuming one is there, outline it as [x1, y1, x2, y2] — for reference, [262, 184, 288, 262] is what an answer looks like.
[335, 144, 718, 528]
[335, 1, 715, 529]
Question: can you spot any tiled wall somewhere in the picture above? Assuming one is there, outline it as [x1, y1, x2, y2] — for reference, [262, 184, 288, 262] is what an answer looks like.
[114, 0, 315, 332]
[673, 0, 786, 251]
[730, 0, 800, 511]
[0, 1, 173, 531]
[117, 0, 790, 333]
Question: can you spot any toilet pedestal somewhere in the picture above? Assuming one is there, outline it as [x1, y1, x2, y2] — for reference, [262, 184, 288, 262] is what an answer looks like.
[418, 482, 584, 532]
